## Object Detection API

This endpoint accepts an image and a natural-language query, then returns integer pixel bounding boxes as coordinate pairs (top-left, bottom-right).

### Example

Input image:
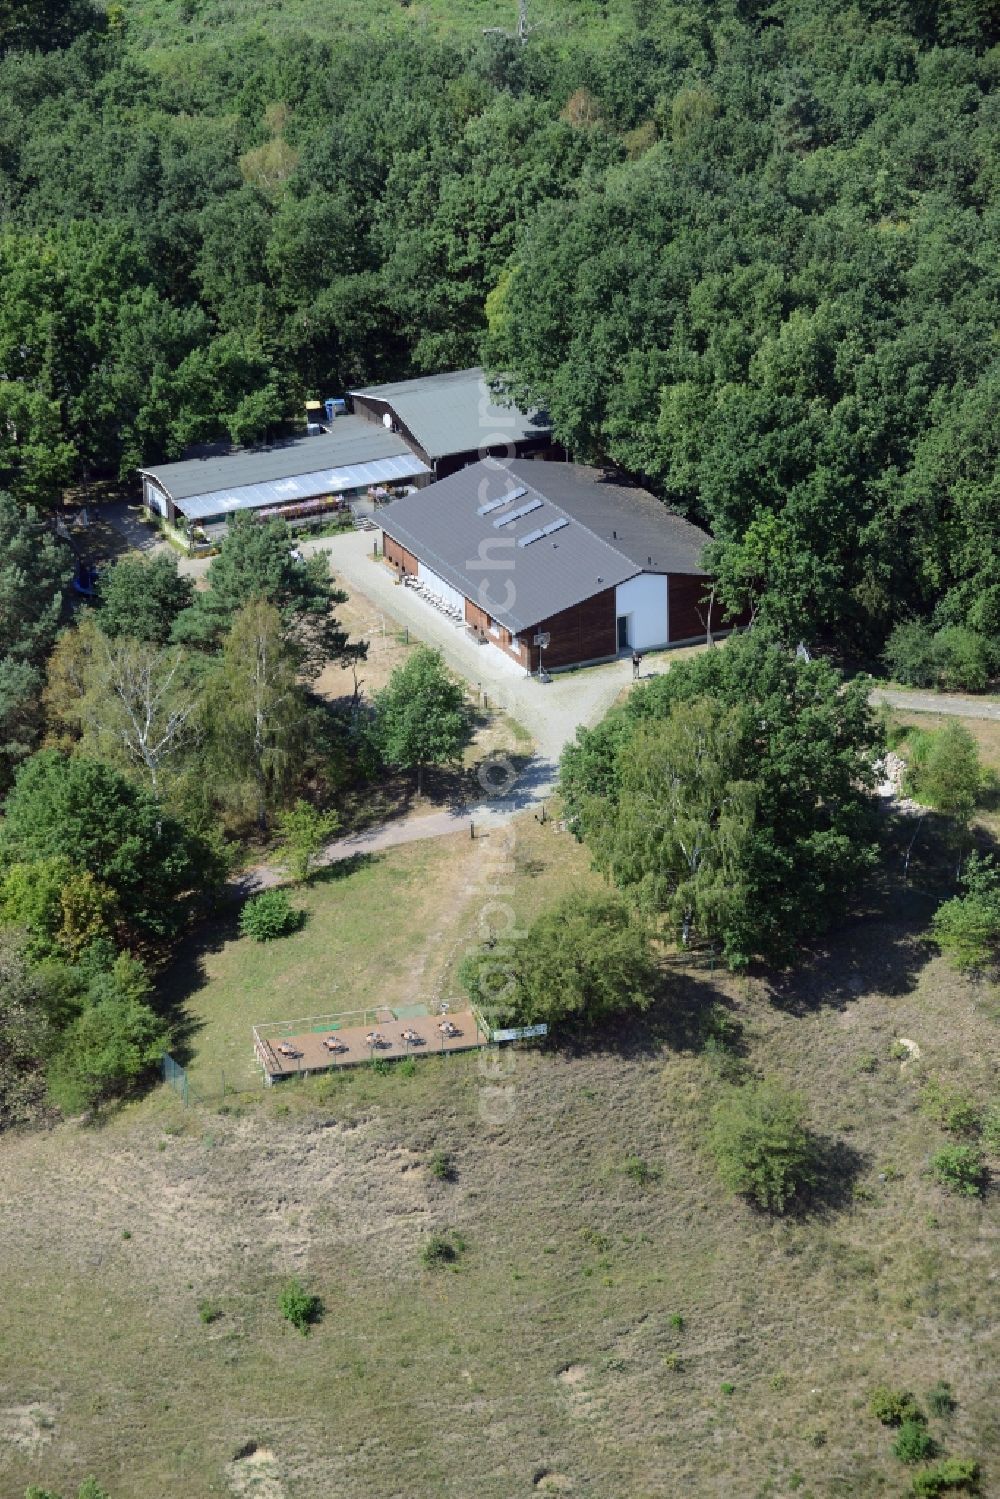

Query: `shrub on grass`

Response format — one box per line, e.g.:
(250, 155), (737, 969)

(26, 1483), (109, 1499)
(77, 1485), (109, 1499)
(274, 799), (340, 883)
(869, 1387), (925, 1427)
(930, 1144), (987, 1196)
(895, 1420), (938, 1464)
(931, 854), (1000, 973)
(921, 1079), (982, 1137)
(709, 1080), (818, 1213)
(927, 1381), (956, 1418)
(420, 1231), (465, 1268)
(278, 1277), (322, 1334)
(623, 1155), (656, 1186)
(935, 627), (994, 693)
(198, 1299), (222, 1324)
(910, 1458), (980, 1495)
(884, 621), (995, 692)
(239, 889), (301, 942)
(982, 1106), (1000, 1154)
(428, 1149), (455, 1182)
(905, 722), (982, 822)
(702, 1009), (748, 1082)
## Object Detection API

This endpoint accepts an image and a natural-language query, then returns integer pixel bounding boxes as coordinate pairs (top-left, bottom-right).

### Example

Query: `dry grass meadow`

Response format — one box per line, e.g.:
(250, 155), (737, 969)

(1, 809), (998, 1498)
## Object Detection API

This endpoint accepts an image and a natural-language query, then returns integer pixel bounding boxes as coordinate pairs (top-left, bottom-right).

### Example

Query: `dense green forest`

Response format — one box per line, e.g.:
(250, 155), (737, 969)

(0, 0), (997, 646)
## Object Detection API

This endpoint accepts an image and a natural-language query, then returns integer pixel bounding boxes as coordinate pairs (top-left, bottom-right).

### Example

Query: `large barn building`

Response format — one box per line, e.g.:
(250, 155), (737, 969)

(379, 460), (718, 673)
(139, 418), (430, 538)
(349, 368), (557, 479)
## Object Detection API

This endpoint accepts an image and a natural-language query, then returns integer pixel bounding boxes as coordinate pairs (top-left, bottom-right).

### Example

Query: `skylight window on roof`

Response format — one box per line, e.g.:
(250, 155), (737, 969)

(517, 516), (569, 548)
(493, 498), (542, 528)
(478, 485), (527, 516)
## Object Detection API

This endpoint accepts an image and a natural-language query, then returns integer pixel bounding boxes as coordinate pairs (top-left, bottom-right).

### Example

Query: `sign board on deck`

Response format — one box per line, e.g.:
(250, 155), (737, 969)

(491, 1023), (548, 1043)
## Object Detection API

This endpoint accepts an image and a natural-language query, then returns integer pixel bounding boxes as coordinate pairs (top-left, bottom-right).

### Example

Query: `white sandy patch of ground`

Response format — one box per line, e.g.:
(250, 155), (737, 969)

(0, 1402), (57, 1455)
(226, 1444), (287, 1499)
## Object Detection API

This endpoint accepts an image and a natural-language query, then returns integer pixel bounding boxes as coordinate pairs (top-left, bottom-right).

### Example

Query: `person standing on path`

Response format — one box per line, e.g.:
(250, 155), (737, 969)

(632, 650), (643, 680)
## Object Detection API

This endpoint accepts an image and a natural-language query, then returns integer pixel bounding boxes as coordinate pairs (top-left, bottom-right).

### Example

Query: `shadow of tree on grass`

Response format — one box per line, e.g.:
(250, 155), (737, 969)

(800, 1134), (868, 1219)
(308, 851), (377, 885)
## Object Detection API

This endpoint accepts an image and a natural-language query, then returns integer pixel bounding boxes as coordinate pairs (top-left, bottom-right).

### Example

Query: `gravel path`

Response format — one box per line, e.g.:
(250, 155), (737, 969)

(873, 686), (1000, 721)
(235, 759), (558, 894)
(229, 531), (644, 892)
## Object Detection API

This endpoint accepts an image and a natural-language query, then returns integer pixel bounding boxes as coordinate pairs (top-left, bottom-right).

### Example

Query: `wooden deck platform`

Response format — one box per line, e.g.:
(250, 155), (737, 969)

(255, 1007), (485, 1082)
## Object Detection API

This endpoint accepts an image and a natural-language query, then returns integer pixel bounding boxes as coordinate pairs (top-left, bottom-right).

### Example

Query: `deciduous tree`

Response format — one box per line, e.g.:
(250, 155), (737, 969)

(461, 891), (656, 1034)
(46, 619), (202, 797)
(206, 599), (308, 828)
(584, 698), (756, 951)
(275, 799), (340, 883)
(0, 932), (51, 1129)
(373, 647), (469, 795)
(561, 633), (881, 967)
(0, 493), (72, 787)
(931, 854), (1000, 972)
(0, 750), (216, 942)
(173, 514), (361, 678)
(46, 954), (166, 1114)
(97, 553), (195, 645)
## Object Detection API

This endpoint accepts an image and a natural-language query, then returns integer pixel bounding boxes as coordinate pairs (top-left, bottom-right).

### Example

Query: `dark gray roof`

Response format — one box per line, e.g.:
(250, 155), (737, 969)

(139, 417), (417, 501)
(378, 460), (711, 634)
(349, 368), (550, 461)
(510, 462), (710, 577)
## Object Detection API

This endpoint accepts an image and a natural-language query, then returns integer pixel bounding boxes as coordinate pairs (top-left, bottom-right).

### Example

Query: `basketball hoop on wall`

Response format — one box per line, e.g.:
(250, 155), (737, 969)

(533, 631), (551, 683)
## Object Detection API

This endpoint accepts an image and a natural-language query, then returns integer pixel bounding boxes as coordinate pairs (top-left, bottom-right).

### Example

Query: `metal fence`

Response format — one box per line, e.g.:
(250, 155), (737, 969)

(161, 1052), (191, 1105)
(162, 1052), (261, 1106)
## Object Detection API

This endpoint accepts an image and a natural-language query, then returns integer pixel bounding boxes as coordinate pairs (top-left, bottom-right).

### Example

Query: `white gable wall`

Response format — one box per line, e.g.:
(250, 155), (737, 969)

(144, 479), (168, 517)
(614, 573), (669, 650)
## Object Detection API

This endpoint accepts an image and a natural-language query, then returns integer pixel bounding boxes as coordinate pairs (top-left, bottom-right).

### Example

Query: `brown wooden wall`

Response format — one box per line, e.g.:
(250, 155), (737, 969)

(382, 531), (418, 576)
(435, 438), (563, 480)
(529, 588), (617, 672)
(668, 574), (709, 644)
(379, 541), (732, 670)
(465, 599), (528, 669)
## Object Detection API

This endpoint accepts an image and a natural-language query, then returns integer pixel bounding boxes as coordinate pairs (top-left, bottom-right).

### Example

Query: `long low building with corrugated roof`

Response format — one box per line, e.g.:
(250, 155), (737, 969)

(138, 417), (431, 536)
